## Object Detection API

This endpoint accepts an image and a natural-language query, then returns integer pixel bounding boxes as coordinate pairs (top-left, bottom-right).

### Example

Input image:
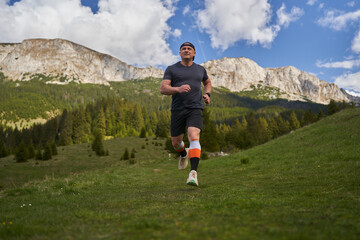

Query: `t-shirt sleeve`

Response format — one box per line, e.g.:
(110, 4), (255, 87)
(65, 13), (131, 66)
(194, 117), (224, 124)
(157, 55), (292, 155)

(202, 67), (209, 82)
(163, 66), (172, 80)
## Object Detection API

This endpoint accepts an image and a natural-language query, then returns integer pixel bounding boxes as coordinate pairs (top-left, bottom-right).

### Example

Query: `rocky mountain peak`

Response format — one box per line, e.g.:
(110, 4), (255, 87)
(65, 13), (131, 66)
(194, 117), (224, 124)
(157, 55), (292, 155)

(0, 38), (163, 84)
(0, 38), (358, 104)
(202, 57), (355, 104)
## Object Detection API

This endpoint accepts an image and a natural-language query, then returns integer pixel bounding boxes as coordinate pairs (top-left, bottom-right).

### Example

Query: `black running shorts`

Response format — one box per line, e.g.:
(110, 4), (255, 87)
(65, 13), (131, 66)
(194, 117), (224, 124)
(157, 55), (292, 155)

(171, 108), (203, 137)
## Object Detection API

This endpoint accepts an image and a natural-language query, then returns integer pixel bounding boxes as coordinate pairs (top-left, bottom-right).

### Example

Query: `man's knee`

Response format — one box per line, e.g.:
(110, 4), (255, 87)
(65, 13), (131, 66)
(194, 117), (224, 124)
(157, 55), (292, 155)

(171, 135), (183, 148)
(187, 127), (200, 141)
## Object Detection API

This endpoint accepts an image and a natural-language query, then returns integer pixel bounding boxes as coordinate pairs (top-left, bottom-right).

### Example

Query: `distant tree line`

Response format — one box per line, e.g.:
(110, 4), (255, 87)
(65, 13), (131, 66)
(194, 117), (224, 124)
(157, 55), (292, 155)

(0, 97), (355, 162)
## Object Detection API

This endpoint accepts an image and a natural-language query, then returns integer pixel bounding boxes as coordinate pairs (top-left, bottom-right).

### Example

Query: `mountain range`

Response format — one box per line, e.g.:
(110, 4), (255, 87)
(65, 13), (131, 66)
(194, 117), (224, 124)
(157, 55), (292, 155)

(0, 38), (358, 105)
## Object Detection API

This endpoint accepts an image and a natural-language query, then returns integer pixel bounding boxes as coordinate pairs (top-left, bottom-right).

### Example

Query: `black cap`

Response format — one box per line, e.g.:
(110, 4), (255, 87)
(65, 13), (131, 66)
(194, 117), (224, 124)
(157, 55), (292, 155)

(180, 42), (195, 51)
(180, 42), (195, 60)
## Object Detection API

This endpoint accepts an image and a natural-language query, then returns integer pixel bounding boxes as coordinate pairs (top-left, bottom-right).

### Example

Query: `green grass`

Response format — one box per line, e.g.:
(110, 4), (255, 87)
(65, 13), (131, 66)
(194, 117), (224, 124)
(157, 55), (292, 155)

(0, 108), (359, 239)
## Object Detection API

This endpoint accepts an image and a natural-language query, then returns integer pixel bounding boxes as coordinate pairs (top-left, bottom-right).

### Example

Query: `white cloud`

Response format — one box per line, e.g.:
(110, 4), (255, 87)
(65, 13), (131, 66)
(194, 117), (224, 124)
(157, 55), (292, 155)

(195, 0), (303, 51)
(183, 5), (190, 15)
(317, 9), (360, 31)
(347, 1), (355, 8)
(316, 59), (360, 69)
(334, 71), (360, 92)
(172, 29), (182, 38)
(0, 0), (178, 66)
(277, 4), (304, 28)
(307, 0), (318, 6)
(345, 89), (360, 97)
(352, 30), (360, 53)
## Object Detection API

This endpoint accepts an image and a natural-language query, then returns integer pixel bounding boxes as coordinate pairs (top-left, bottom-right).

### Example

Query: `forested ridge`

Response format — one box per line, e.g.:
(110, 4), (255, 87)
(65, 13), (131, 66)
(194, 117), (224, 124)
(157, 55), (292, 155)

(1, 71), (354, 161)
(0, 85), (351, 162)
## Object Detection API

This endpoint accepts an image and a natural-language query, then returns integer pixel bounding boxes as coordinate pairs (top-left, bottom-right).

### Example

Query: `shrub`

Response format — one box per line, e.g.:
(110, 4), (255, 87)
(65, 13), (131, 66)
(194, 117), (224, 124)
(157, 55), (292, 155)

(122, 148), (129, 160)
(15, 141), (29, 163)
(241, 157), (250, 165)
(35, 149), (43, 160)
(42, 143), (52, 161)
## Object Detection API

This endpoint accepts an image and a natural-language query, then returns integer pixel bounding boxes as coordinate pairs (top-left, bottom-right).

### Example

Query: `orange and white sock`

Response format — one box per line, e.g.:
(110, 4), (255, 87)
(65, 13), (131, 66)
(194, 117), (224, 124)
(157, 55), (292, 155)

(189, 139), (201, 171)
(174, 141), (187, 157)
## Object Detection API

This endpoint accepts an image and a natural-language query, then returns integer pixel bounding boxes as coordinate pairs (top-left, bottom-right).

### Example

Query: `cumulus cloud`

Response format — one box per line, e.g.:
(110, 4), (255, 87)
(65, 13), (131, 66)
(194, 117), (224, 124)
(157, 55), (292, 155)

(195, 0), (303, 51)
(334, 71), (360, 92)
(306, 0), (318, 6)
(345, 90), (360, 97)
(277, 4), (304, 28)
(172, 29), (182, 38)
(0, 0), (178, 66)
(352, 30), (360, 53)
(317, 9), (360, 31)
(316, 59), (360, 69)
(182, 5), (190, 15)
(347, 1), (355, 8)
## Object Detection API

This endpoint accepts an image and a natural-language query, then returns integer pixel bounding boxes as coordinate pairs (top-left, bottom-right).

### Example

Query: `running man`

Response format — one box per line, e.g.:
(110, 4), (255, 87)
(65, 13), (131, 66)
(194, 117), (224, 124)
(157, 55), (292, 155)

(160, 42), (212, 186)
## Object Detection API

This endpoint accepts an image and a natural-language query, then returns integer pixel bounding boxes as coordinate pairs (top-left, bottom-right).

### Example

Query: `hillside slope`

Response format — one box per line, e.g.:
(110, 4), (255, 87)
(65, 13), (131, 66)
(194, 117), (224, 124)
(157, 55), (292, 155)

(0, 108), (359, 239)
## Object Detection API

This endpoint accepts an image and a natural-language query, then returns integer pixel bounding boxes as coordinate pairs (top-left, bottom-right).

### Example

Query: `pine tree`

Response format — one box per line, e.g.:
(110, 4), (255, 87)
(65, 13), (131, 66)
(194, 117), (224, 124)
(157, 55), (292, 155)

(122, 148), (130, 160)
(43, 118), (58, 145)
(130, 104), (144, 132)
(327, 99), (340, 115)
(92, 133), (106, 156)
(131, 148), (136, 159)
(72, 107), (90, 144)
(0, 139), (8, 158)
(15, 141), (29, 163)
(317, 109), (325, 120)
(155, 111), (170, 138)
(200, 108), (220, 152)
(35, 149), (43, 160)
(27, 141), (35, 159)
(149, 111), (158, 135)
(105, 107), (114, 136)
(289, 111), (300, 130)
(58, 109), (73, 146)
(267, 117), (279, 139)
(258, 117), (271, 143)
(139, 127), (146, 138)
(247, 113), (266, 146)
(42, 143), (52, 161)
(301, 109), (317, 126)
(276, 115), (291, 136)
(51, 142), (58, 155)
(95, 107), (106, 138)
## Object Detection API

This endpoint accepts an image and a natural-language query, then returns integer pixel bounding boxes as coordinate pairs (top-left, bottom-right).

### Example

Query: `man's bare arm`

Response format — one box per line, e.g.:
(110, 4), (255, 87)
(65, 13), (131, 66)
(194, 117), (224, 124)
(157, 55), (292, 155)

(202, 78), (212, 104)
(160, 79), (191, 95)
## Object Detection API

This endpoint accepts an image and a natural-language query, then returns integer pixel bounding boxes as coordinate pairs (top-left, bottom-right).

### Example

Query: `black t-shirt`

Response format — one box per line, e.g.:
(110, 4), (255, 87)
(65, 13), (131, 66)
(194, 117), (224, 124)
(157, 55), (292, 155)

(163, 62), (209, 111)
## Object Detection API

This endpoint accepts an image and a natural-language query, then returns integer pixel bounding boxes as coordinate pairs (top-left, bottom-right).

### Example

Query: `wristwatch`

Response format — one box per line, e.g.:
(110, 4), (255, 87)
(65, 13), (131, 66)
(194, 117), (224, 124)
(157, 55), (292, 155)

(205, 92), (211, 97)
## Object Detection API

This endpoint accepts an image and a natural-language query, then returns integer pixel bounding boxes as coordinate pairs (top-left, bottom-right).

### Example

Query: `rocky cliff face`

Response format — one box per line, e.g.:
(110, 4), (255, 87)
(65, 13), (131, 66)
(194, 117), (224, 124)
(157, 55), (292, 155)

(202, 57), (353, 104)
(0, 38), (163, 84)
(0, 38), (357, 104)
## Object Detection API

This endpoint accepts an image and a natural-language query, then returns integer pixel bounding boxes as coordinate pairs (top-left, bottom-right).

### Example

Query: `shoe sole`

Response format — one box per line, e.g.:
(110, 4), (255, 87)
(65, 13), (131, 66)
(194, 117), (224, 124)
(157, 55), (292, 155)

(178, 159), (188, 170)
(187, 180), (198, 186)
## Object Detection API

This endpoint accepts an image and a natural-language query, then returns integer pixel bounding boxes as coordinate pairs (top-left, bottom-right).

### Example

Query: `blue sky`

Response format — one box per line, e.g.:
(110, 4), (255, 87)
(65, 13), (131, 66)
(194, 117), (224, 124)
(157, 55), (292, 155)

(1, 0), (360, 95)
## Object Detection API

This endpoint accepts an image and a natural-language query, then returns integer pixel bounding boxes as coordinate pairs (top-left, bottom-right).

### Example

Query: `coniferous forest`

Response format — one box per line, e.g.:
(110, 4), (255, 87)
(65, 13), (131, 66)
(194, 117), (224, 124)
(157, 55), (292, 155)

(0, 90), (353, 162)
(0, 73), (356, 162)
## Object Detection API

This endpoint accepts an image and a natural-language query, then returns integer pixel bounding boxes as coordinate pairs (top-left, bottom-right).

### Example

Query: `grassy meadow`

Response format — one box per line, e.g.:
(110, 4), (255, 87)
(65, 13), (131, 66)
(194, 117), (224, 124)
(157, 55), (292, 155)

(0, 108), (359, 239)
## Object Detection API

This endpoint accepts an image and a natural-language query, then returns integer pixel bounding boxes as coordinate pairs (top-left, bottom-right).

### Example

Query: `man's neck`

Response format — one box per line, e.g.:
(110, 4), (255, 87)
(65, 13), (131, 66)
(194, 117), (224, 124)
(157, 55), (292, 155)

(180, 59), (193, 67)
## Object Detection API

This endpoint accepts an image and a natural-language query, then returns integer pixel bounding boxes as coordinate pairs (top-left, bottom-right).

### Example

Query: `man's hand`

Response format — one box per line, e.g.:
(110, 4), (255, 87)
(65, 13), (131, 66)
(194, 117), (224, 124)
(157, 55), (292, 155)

(177, 84), (191, 93)
(203, 94), (210, 104)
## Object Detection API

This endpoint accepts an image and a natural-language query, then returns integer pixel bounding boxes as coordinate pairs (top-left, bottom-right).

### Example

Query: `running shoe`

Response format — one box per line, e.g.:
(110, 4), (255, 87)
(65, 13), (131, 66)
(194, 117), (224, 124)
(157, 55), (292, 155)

(186, 170), (198, 186)
(178, 148), (189, 170)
